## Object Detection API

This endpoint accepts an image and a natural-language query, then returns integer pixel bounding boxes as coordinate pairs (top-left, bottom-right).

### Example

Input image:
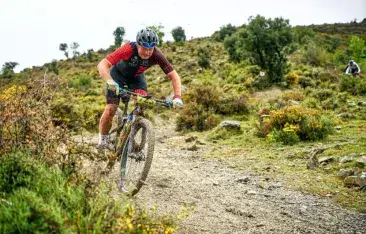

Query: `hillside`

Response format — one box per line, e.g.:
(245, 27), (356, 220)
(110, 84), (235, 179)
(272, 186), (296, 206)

(1, 19), (366, 232)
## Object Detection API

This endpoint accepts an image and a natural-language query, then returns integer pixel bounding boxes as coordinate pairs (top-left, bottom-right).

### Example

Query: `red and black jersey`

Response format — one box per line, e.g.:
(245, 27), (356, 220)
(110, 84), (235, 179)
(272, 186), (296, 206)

(106, 42), (173, 78)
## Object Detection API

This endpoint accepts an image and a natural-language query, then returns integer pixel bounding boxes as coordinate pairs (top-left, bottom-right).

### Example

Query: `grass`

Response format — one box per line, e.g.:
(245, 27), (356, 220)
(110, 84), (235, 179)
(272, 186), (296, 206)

(200, 117), (366, 213)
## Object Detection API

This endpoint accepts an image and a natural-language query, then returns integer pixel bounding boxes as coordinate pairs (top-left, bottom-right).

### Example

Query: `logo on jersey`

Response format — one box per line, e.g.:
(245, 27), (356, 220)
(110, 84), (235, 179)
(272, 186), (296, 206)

(129, 56), (139, 67)
(141, 60), (149, 67)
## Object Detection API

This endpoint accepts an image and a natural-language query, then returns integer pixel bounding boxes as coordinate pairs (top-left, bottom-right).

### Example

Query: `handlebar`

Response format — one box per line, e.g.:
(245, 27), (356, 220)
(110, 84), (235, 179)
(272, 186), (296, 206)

(119, 89), (171, 108)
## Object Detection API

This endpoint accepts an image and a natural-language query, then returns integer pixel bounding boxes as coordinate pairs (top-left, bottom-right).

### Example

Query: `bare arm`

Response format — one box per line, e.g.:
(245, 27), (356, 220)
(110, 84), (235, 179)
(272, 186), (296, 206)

(97, 58), (114, 82)
(167, 70), (182, 97)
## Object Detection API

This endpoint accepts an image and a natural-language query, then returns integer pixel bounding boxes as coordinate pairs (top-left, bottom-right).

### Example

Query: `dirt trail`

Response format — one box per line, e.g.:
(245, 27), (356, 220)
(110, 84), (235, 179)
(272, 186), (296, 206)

(88, 117), (365, 234)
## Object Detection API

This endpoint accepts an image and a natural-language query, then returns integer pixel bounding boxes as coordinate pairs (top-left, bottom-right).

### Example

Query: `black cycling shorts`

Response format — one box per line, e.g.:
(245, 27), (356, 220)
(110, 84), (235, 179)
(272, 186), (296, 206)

(106, 65), (148, 105)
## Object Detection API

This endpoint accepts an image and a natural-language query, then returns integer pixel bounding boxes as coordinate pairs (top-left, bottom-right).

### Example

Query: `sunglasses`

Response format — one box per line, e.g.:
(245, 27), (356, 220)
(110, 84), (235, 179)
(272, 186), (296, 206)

(139, 41), (157, 49)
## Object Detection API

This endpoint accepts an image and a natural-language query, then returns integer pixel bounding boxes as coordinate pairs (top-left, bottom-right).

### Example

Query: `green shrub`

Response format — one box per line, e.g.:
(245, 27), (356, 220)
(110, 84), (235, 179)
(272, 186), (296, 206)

(50, 98), (82, 130)
(197, 46), (211, 68)
(299, 76), (315, 88)
(266, 105), (334, 143)
(311, 88), (335, 101)
(216, 95), (250, 115)
(302, 41), (326, 66)
(340, 76), (366, 95)
(0, 152), (177, 233)
(281, 90), (304, 101)
(270, 125), (300, 145)
(68, 73), (92, 90)
(176, 102), (220, 131)
(284, 72), (299, 85)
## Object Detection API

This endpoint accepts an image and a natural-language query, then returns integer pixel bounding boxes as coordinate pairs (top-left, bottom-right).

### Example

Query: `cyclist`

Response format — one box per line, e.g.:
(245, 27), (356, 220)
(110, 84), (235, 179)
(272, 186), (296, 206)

(344, 60), (361, 77)
(97, 28), (183, 148)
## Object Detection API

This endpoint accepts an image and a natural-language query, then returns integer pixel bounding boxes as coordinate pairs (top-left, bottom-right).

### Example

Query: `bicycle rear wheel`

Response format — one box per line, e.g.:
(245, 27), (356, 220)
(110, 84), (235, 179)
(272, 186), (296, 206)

(120, 117), (154, 196)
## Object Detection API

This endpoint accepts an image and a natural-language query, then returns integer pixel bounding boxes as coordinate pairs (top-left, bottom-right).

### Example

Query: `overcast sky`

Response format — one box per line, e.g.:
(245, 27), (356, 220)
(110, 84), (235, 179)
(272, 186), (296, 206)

(0, 0), (365, 72)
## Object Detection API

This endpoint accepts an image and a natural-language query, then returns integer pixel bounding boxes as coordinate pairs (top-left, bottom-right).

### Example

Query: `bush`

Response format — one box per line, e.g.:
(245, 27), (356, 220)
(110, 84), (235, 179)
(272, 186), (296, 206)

(302, 41), (326, 66)
(51, 98), (82, 130)
(340, 76), (366, 95)
(260, 106), (334, 144)
(285, 72), (299, 85)
(0, 152), (177, 233)
(197, 46), (211, 68)
(68, 73), (92, 90)
(176, 83), (251, 131)
(299, 76), (315, 88)
(281, 90), (304, 101)
(176, 102), (220, 131)
(216, 95), (250, 115)
(270, 124), (300, 145)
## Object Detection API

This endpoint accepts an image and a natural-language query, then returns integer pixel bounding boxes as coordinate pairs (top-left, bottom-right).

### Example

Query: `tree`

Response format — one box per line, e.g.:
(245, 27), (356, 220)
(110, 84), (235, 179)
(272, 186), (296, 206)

(87, 49), (94, 62)
(171, 26), (186, 42)
(148, 25), (165, 45)
(1, 62), (19, 78)
(349, 36), (365, 62)
(224, 15), (293, 83)
(113, 27), (125, 47)
(59, 43), (69, 59)
(70, 42), (80, 58)
(47, 59), (59, 75)
(217, 24), (237, 41)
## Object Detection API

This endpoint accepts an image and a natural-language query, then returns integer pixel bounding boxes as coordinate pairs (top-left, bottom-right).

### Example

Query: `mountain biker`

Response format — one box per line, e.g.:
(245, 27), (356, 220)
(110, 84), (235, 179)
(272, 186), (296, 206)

(344, 60), (361, 77)
(97, 28), (183, 148)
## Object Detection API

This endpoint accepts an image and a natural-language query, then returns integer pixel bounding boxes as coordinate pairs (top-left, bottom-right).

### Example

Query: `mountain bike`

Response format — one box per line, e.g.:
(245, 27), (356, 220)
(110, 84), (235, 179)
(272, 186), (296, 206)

(102, 89), (171, 196)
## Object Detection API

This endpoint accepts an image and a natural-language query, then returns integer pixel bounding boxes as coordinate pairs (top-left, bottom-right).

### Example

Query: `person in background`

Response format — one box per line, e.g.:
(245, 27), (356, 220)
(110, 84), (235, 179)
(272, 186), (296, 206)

(344, 60), (361, 77)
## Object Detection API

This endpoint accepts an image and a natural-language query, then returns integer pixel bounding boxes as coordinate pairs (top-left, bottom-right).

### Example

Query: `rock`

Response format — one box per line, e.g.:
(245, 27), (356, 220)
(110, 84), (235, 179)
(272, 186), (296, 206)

(186, 144), (199, 151)
(220, 120), (240, 129)
(344, 176), (358, 187)
(307, 148), (325, 169)
(324, 167), (332, 172)
(347, 102), (357, 107)
(356, 156), (366, 166)
(258, 182), (269, 190)
(337, 168), (354, 179)
(56, 143), (68, 156)
(300, 205), (307, 214)
(335, 126), (342, 130)
(289, 100), (301, 105)
(338, 112), (356, 119)
(213, 182), (219, 186)
(247, 190), (257, 195)
(269, 183), (283, 189)
(196, 140), (206, 145)
(340, 156), (354, 163)
(358, 101), (366, 106)
(319, 156), (334, 164)
(185, 136), (197, 143)
(237, 177), (250, 183)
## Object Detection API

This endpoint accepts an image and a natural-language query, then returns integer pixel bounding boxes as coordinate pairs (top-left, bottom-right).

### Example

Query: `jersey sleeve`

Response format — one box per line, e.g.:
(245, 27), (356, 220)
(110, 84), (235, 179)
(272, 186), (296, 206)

(106, 44), (133, 65)
(152, 48), (174, 74)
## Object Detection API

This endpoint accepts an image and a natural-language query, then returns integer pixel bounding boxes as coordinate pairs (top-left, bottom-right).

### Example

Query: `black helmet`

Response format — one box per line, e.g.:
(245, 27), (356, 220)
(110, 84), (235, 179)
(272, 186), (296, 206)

(136, 28), (159, 48)
(349, 60), (354, 65)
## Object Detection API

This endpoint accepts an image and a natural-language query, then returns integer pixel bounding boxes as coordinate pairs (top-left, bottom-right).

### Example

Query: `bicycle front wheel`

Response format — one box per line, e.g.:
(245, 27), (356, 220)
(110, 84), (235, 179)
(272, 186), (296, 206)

(120, 117), (155, 196)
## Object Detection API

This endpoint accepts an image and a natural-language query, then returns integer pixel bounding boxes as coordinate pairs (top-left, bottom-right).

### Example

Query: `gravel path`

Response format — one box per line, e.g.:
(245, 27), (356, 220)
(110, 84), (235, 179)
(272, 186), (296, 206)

(81, 117), (366, 234)
(132, 118), (366, 234)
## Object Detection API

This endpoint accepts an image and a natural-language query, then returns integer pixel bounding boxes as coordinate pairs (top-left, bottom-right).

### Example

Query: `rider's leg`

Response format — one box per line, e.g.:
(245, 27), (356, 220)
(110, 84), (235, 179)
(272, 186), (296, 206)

(99, 104), (119, 134)
(98, 66), (124, 146)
